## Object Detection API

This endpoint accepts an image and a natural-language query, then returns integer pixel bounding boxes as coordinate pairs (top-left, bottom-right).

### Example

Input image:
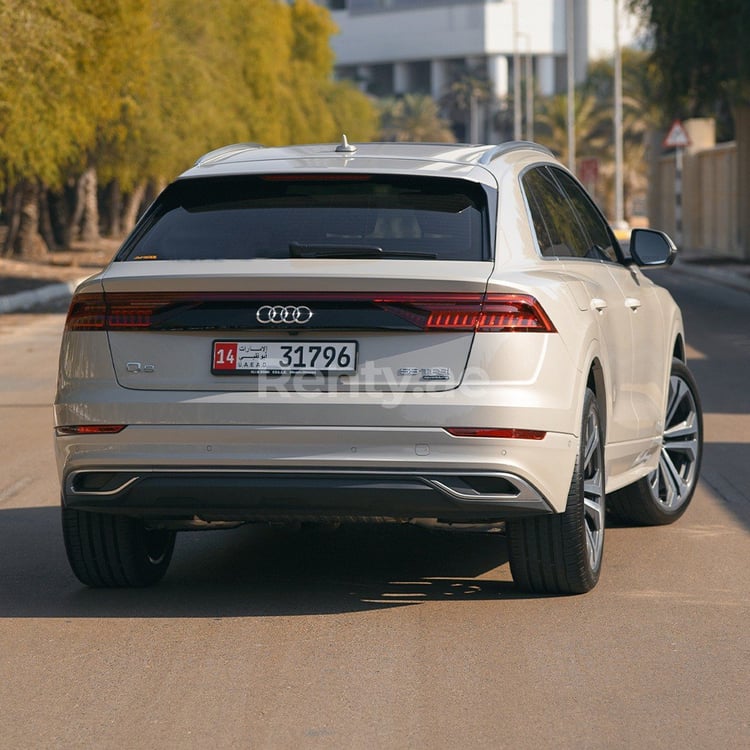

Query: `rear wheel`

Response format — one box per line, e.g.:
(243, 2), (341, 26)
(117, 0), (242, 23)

(507, 389), (605, 595)
(608, 358), (702, 526)
(62, 507), (176, 587)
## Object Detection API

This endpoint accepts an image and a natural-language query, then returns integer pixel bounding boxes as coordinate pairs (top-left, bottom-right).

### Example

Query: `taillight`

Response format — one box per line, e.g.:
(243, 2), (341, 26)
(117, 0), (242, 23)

(445, 428), (547, 440)
(65, 294), (107, 330)
(374, 293), (555, 332)
(65, 292), (198, 331)
(64, 291), (555, 332)
(477, 294), (556, 332)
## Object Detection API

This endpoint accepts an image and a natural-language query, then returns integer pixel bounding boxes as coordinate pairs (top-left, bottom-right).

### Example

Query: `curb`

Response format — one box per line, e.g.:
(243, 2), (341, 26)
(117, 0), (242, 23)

(673, 261), (750, 294)
(0, 278), (85, 314)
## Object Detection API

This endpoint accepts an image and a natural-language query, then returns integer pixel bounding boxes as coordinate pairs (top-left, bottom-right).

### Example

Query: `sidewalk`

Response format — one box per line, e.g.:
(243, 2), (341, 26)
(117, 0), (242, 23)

(0, 277), (87, 313)
(672, 256), (750, 294)
(0, 249), (110, 313)
(1, 250), (749, 314)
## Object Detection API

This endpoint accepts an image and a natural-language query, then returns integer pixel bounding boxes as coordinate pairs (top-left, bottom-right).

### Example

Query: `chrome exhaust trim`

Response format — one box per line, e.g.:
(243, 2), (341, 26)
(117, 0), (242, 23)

(423, 473), (550, 512)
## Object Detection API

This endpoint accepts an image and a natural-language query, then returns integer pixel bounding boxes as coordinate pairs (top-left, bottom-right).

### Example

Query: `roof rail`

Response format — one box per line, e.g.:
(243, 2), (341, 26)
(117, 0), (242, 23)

(194, 143), (264, 167)
(478, 141), (553, 165)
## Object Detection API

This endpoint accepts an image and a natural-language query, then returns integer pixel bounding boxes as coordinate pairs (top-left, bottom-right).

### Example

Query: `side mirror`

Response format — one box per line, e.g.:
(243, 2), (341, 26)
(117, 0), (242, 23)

(628, 228), (677, 267)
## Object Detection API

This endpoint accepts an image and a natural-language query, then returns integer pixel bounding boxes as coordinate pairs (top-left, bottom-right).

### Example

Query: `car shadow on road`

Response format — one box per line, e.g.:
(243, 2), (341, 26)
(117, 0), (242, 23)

(0, 506), (535, 619)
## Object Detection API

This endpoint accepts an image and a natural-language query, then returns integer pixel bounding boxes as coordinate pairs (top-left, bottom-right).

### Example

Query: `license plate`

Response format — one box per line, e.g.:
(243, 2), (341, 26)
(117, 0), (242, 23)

(212, 341), (358, 375)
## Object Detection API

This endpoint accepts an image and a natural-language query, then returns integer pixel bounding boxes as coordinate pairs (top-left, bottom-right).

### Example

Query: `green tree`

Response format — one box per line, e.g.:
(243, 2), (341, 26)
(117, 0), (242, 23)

(325, 80), (380, 143)
(0, 0), (160, 253)
(531, 47), (668, 220)
(0, 1), (96, 255)
(585, 48), (664, 129)
(582, 49), (659, 216)
(440, 67), (493, 141)
(534, 91), (610, 168)
(0, 0), (378, 256)
(286, 0), (377, 143)
(0, 1), (94, 188)
(68, 1), (158, 243)
(627, 0), (750, 117)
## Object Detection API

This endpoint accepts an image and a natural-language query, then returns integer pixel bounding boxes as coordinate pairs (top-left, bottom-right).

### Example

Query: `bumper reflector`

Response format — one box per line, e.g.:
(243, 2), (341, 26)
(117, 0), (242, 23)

(445, 428), (546, 440)
(55, 425), (127, 436)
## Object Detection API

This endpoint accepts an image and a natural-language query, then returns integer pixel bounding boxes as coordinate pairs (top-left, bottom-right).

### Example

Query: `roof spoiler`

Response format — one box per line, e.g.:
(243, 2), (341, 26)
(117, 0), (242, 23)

(194, 143), (265, 167)
(478, 141), (553, 165)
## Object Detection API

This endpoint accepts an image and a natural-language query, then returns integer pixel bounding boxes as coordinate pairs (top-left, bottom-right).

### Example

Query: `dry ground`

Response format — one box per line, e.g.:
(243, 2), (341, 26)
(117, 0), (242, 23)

(0, 239), (117, 294)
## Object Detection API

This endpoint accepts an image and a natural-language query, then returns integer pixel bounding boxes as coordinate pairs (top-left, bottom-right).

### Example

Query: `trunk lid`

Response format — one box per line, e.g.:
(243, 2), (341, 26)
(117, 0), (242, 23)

(100, 259), (494, 393)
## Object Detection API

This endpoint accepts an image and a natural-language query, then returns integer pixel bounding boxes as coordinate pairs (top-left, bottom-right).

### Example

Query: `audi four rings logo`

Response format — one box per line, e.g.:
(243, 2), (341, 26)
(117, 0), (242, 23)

(256, 305), (314, 325)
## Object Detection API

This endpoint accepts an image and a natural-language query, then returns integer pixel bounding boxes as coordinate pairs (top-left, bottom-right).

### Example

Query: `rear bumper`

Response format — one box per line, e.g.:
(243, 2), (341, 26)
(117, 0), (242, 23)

(55, 425), (578, 516)
(62, 468), (554, 523)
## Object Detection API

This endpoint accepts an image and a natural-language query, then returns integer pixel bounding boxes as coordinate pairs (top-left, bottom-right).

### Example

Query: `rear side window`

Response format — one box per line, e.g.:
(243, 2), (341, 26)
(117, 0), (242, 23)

(118, 174), (492, 262)
(551, 168), (620, 262)
(522, 166), (620, 263)
(522, 166), (590, 258)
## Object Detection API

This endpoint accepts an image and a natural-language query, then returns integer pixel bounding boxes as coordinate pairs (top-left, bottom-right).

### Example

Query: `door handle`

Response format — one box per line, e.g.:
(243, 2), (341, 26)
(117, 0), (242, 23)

(625, 297), (641, 311)
(590, 298), (608, 312)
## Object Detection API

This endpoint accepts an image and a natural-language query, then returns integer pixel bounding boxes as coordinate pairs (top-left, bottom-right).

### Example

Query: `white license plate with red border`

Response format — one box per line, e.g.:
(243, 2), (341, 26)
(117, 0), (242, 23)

(212, 341), (358, 375)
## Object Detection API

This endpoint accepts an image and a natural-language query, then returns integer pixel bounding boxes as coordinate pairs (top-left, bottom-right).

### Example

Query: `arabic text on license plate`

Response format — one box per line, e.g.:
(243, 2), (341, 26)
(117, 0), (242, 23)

(212, 341), (357, 374)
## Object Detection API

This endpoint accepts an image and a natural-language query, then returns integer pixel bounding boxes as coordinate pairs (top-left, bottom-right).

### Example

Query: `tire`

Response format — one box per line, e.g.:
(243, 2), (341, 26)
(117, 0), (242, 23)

(507, 389), (605, 595)
(608, 358), (702, 526)
(62, 507), (176, 587)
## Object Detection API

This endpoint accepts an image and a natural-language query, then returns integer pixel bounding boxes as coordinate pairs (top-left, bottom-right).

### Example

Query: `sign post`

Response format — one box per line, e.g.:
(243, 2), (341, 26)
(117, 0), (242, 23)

(578, 157), (599, 199)
(663, 120), (691, 247)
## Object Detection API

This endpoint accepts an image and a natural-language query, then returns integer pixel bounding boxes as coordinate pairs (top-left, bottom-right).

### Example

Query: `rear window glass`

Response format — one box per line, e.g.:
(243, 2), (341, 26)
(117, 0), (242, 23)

(118, 174), (492, 262)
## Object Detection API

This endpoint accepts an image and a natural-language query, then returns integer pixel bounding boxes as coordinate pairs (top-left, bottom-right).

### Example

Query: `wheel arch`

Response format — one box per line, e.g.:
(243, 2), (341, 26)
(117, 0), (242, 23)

(586, 356), (607, 445)
(672, 333), (685, 363)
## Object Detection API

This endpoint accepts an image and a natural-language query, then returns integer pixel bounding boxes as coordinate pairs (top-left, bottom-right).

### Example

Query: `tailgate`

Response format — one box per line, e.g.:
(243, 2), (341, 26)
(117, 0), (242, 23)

(100, 259), (494, 393)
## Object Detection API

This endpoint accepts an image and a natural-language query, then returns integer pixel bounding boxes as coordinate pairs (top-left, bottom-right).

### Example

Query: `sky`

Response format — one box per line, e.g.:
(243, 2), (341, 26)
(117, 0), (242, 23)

(587, 0), (646, 58)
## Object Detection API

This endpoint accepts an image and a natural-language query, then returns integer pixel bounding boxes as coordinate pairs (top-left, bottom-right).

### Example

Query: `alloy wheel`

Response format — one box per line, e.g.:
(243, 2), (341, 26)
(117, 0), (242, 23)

(582, 407), (605, 572)
(648, 373), (701, 511)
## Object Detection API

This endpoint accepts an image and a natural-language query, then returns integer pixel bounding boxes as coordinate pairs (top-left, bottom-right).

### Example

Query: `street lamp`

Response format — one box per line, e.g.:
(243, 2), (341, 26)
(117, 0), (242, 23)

(566, 0), (575, 171)
(517, 30), (534, 142)
(512, 0), (522, 140)
(613, 0), (626, 228)
(526, 50), (534, 142)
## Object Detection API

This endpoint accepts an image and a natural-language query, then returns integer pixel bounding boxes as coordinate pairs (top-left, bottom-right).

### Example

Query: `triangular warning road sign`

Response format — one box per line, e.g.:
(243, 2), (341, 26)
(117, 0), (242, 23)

(663, 120), (691, 149)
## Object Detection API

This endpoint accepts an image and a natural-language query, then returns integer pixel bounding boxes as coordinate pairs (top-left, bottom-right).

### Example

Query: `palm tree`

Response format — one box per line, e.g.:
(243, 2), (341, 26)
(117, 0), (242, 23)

(441, 68), (494, 142)
(581, 49), (658, 218)
(534, 47), (664, 219)
(534, 91), (611, 168)
(379, 94), (455, 142)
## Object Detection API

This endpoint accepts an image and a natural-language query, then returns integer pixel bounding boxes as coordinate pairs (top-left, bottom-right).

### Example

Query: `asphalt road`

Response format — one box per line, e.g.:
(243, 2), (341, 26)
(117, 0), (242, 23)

(0, 269), (748, 749)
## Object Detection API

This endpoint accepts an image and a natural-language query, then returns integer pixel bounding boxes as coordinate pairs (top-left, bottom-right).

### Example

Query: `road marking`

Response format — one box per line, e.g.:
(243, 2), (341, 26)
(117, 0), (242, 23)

(0, 476), (33, 505)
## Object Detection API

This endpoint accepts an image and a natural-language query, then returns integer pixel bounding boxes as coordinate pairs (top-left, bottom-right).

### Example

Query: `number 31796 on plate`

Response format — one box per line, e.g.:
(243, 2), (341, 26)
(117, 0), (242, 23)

(212, 341), (358, 375)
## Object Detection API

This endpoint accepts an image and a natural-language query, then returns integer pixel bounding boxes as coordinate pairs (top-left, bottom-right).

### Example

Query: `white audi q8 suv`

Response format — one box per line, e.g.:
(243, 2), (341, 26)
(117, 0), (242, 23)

(55, 139), (702, 594)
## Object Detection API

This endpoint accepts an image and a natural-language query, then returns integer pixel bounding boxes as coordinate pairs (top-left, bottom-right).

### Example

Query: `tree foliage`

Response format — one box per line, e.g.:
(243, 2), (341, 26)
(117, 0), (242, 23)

(379, 95), (455, 142)
(0, 0), (378, 256)
(533, 49), (660, 219)
(534, 91), (611, 168)
(0, 0), (95, 187)
(628, 0), (750, 115)
(440, 67), (493, 141)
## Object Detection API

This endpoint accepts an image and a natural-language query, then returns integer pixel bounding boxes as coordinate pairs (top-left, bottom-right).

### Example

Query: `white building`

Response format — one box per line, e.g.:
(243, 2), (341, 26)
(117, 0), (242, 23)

(320, 0), (640, 103)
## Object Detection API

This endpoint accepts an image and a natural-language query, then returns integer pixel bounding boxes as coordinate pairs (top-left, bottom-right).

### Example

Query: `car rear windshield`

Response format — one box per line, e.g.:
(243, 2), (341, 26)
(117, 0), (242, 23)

(117, 174), (492, 262)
